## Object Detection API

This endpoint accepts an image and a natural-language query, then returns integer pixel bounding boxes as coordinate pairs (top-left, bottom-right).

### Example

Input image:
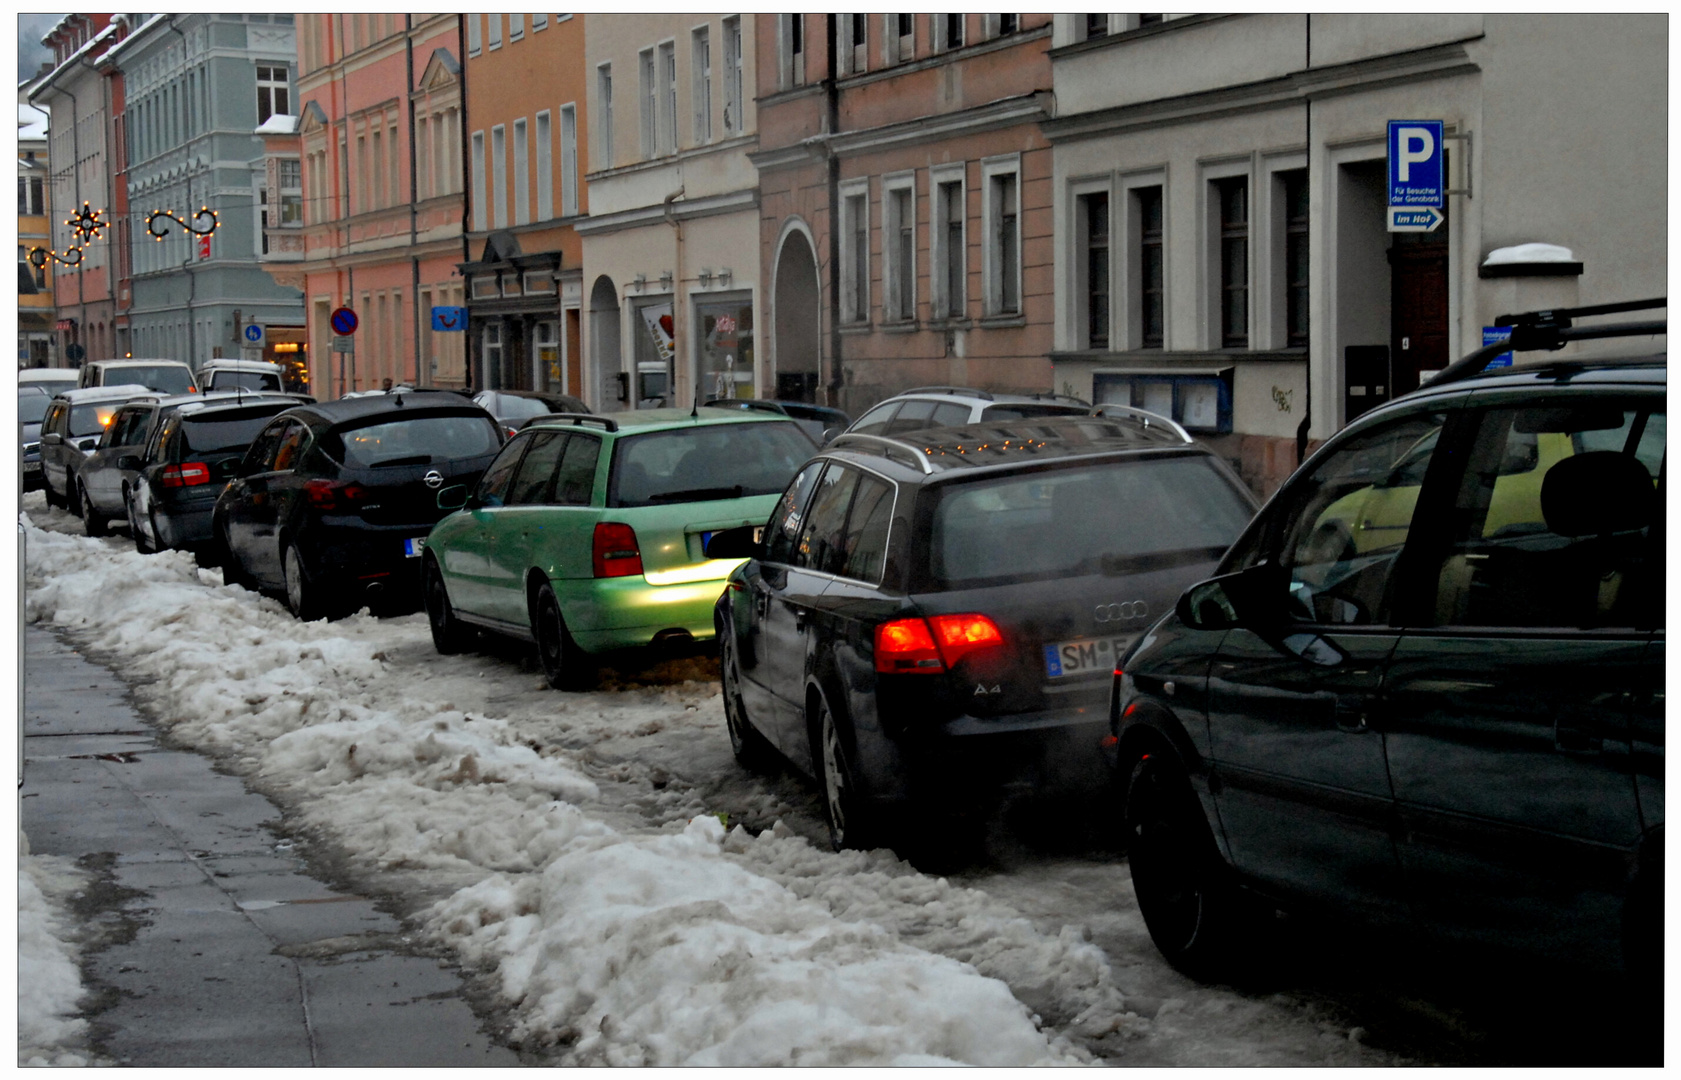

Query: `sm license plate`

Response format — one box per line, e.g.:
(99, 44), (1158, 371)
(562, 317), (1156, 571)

(403, 536), (427, 558)
(1044, 636), (1132, 679)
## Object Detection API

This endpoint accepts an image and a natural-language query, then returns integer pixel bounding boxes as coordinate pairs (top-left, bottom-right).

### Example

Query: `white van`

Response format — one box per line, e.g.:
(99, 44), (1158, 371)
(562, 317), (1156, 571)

(199, 359), (284, 393)
(77, 359), (198, 395)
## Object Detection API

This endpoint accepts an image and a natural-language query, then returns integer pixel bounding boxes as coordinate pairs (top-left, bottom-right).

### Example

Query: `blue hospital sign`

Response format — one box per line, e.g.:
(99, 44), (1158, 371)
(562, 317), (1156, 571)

(1388, 120), (1445, 207)
(431, 306), (468, 332)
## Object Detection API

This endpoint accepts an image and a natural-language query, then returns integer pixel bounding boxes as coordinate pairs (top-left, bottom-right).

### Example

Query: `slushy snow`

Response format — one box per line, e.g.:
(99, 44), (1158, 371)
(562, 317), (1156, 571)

(18, 832), (96, 1067)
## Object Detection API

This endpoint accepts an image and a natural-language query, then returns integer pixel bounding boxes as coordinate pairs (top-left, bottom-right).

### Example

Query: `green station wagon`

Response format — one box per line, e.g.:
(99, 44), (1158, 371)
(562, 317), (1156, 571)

(421, 408), (817, 688)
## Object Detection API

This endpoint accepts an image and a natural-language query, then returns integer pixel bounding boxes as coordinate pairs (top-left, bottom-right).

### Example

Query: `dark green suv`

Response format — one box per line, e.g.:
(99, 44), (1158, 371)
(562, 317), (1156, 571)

(1111, 302), (1664, 989)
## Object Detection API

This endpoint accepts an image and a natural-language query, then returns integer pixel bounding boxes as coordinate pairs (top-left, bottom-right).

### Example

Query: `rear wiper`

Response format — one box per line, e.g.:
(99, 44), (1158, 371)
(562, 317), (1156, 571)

(647, 485), (744, 502)
(368, 454), (432, 468)
(1100, 546), (1229, 576)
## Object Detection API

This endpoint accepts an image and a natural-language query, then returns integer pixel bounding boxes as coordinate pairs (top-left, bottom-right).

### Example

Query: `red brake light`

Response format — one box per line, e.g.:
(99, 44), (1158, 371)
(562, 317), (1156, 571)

(927, 613), (1004, 667)
(159, 462), (211, 487)
(304, 479), (370, 512)
(592, 522), (644, 578)
(875, 617), (944, 673)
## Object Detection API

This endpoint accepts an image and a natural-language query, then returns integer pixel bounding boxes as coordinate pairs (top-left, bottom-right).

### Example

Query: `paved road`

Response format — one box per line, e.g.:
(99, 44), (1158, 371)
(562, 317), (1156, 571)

(20, 625), (520, 1067)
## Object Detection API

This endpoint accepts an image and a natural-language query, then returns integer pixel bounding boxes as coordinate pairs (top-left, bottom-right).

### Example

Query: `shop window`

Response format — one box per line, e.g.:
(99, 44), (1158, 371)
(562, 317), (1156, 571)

(698, 299), (755, 400)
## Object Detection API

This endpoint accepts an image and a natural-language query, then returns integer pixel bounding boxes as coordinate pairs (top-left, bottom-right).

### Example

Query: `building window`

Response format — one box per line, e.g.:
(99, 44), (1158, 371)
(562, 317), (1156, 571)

(372, 126), (386, 207)
(847, 13), (867, 73)
(1216, 176), (1248, 348)
(891, 13), (915, 62)
(1137, 185), (1163, 348)
(597, 64), (614, 166)
(1282, 170), (1309, 348)
(840, 184), (869, 324)
(781, 14), (806, 88)
(471, 130), (486, 231)
(560, 104), (579, 217)
(468, 14), (481, 56)
(510, 14), (524, 41)
(692, 27), (712, 143)
(513, 118), (529, 225)
(884, 177), (916, 322)
(932, 171), (966, 320)
(18, 175), (44, 215)
(279, 158), (303, 224)
(536, 111), (552, 220)
(939, 13), (964, 51)
(487, 13), (502, 50)
(483, 322), (503, 381)
(985, 164), (1020, 316)
(639, 48), (656, 159)
(492, 125), (507, 228)
(1138, 14), (1164, 27)
(1084, 14), (1110, 39)
(256, 65), (289, 125)
(722, 17), (743, 134)
(258, 185), (269, 254)
(1079, 191), (1109, 350)
(533, 13), (548, 31)
(996, 14), (1019, 35)
(658, 41), (677, 154)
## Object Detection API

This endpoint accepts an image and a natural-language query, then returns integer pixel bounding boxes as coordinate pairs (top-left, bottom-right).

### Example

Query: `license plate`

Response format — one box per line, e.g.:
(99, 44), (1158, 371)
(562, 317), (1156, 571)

(403, 536), (427, 558)
(1044, 636), (1132, 679)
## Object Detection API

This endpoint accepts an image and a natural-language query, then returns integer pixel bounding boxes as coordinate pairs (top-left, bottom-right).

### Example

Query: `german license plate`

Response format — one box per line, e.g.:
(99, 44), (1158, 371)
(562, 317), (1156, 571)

(403, 536), (427, 558)
(1044, 636), (1132, 678)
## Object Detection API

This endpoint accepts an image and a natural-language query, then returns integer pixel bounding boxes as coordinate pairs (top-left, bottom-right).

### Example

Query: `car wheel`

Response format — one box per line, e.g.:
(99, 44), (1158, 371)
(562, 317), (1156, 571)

(79, 484), (108, 537)
(127, 491), (155, 554)
(282, 543), (322, 621)
(1125, 749), (1246, 980)
(533, 583), (595, 691)
(718, 609), (774, 772)
(816, 695), (875, 852)
(424, 558), (475, 655)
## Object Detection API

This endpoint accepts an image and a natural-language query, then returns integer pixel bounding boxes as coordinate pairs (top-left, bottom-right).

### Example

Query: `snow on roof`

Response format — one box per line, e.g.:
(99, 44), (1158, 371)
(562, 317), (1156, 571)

(254, 114), (299, 136)
(1482, 242), (1578, 267)
(29, 20), (121, 98)
(18, 103), (49, 140)
(92, 14), (168, 68)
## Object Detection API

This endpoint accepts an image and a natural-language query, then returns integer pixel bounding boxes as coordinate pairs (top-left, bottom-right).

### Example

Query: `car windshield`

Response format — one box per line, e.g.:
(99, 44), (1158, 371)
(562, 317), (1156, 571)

(18, 392), (49, 424)
(208, 371), (281, 391)
(610, 421), (816, 507)
(327, 413), (502, 468)
(68, 402), (123, 439)
(928, 455), (1255, 588)
(180, 407), (293, 454)
(113, 365), (195, 394)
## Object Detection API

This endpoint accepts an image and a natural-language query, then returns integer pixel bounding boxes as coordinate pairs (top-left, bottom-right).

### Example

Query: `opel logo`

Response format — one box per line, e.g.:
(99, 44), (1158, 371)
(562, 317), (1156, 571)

(423, 470), (444, 489)
(1095, 600), (1149, 623)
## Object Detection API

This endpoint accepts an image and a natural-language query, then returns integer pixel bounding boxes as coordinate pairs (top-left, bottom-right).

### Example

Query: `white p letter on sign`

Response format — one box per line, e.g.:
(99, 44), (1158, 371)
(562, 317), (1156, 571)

(1395, 127), (1435, 182)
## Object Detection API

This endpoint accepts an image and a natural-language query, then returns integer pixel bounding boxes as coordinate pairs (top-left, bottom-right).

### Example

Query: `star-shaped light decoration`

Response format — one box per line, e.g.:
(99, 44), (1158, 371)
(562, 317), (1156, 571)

(67, 201), (108, 246)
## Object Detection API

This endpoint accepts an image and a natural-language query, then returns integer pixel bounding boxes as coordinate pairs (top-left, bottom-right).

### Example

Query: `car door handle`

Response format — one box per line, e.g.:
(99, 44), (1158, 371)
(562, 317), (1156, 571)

(793, 606), (809, 631)
(1335, 696), (1374, 734)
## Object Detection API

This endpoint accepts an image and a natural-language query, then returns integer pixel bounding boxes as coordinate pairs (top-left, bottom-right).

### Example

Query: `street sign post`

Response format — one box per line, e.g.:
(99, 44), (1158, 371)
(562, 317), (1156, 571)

(1387, 119), (1445, 233)
(242, 323), (266, 349)
(330, 307), (359, 335)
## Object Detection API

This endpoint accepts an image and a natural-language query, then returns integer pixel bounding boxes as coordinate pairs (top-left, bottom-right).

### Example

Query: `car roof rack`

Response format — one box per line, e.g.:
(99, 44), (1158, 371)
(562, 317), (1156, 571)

(900, 385), (993, 401)
(704, 398), (784, 414)
(529, 412), (619, 432)
(1090, 404), (1195, 443)
(1028, 392), (1092, 406)
(828, 432), (936, 474)
(1420, 297), (1666, 390)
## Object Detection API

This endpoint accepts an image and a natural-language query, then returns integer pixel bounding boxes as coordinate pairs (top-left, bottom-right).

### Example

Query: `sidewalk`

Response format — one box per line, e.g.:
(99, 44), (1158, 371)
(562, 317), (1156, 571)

(20, 625), (520, 1067)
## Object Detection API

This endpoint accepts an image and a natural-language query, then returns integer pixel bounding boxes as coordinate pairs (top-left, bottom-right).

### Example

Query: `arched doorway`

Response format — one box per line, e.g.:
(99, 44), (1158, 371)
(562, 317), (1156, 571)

(772, 226), (820, 403)
(589, 275), (622, 411)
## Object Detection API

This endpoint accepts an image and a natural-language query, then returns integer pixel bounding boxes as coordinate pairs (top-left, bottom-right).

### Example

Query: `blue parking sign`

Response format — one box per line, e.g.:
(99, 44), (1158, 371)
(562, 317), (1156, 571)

(1388, 120), (1444, 208)
(431, 306), (467, 332)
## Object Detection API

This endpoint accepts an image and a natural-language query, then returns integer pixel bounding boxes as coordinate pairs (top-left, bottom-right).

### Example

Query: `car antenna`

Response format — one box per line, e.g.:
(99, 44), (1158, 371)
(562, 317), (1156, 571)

(691, 388), (699, 419)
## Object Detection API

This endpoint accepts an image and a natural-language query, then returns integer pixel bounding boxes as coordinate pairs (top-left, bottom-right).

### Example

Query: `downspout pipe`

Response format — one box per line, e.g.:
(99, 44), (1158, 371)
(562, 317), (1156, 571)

(663, 185), (685, 406)
(406, 15), (424, 386)
(1295, 13), (1313, 465)
(457, 14), (475, 391)
(165, 16), (196, 370)
(823, 15), (841, 407)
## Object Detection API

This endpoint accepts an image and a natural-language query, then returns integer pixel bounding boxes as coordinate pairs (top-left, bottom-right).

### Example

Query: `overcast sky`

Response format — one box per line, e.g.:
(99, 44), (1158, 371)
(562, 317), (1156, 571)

(18, 14), (65, 85)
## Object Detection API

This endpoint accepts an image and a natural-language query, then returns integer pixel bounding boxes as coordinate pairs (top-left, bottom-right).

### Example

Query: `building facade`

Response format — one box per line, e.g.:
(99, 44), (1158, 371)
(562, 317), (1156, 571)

(18, 96), (57, 367)
(280, 14), (468, 397)
(104, 14), (306, 373)
(460, 13), (589, 398)
(1043, 13), (1667, 495)
(751, 14), (1057, 416)
(577, 14), (761, 411)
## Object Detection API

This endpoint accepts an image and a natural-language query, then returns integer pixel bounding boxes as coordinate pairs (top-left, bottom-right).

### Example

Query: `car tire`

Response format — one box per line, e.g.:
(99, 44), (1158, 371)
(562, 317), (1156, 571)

(1125, 748), (1247, 981)
(718, 608), (774, 772)
(815, 694), (876, 852)
(282, 542), (322, 621)
(127, 491), (155, 554)
(424, 558), (475, 655)
(79, 483), (108, 538)
(533, 583), (595, 691)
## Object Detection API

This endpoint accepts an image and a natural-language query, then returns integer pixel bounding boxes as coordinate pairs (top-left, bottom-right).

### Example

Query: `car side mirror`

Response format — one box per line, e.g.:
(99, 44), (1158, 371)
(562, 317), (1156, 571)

(820, 425), (844, 446)
(705, 524), (763, 560)
(116, 454), (142, 471)
(40, 433), (62, 446)
(437, 485), (469, 511)
(1176, 563), (1289, 631)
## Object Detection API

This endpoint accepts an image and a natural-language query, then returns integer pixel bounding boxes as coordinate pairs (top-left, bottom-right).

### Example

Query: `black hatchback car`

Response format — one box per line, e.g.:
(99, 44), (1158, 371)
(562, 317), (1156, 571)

(706, 415), (1259, 851)
(1110, 301), (1664, 990)
(214, 393), (504, 619)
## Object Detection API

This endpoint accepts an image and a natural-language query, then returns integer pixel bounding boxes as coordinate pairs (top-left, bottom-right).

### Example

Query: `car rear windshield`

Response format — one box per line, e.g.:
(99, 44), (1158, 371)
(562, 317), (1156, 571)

(980, 403), (1090, 421)
(610, 421), (816, 507)
(180, 407), (293, 454)
(18, 393), (49, 424)
(927, 454), (1255, 588)
(208, 371), (281, 391)
(493, 395), (559, 419)
(326, 412), (502, 469)
(112, 365), (194, 394)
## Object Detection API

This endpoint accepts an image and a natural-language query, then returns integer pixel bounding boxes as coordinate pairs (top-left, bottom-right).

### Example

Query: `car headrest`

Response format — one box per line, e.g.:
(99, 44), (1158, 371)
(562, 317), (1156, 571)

(1540, 451), (1654, 537)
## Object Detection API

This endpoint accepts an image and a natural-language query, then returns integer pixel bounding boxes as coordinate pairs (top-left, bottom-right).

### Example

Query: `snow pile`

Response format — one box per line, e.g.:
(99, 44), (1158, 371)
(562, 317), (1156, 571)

(22, 511), (1072, 1065)
(18, 834), (94, 1067)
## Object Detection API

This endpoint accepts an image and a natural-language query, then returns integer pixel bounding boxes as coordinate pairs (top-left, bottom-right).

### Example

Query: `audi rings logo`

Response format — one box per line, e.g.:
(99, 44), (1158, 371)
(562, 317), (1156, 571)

(423, 470), (445, 489)
(1095, 600), (1149, 623)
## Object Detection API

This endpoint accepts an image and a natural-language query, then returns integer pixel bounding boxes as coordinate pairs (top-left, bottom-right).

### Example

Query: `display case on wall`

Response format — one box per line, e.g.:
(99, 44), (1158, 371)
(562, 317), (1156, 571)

(1092, 367), (1233, 433)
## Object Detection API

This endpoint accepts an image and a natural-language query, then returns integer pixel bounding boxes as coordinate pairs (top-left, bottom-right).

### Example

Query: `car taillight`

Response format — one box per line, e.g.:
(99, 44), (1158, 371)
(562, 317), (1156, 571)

(592, 522), (644, 578)
(927, 613), (1005, 668)
(304, 478), (371, 512)
(874, 617), (945, 673)
(504, 425), (519, 439)
(159, 462), (211, 487)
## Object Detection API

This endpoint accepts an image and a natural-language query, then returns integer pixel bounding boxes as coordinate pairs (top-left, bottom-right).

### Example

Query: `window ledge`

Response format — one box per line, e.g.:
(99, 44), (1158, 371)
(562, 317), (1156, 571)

(838, 321), (874, 335)
(928, 316), (971, 330)
(878, 318), (919, 333)
(977, 313), (1026, 328)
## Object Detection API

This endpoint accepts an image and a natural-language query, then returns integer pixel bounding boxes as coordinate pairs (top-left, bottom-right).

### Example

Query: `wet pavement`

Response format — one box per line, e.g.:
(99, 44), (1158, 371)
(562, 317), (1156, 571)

(19, 625), (519, 1067)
